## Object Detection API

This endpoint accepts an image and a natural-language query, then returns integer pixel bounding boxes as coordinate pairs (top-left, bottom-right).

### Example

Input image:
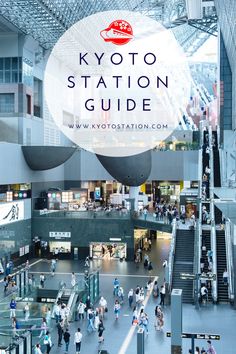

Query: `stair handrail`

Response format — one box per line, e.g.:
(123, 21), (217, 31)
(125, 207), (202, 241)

(193, 218), (201, 308)
(168, 219), (177, 290)
(209, 126), (218, 303)
(225, 220), (234, 302)
(198, 146), (203, 278)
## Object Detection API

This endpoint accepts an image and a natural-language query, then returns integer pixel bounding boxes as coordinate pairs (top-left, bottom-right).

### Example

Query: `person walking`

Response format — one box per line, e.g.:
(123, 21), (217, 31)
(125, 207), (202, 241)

(128, 289), (134, 308)
(45, 307), (51, 327)
(40, 273), (45, 288)
(98, 319), (105, 343)
(143, 208), (147, 220)
(206, 340), (216, 354)
(117, 286), (124, 304)
(39, 318), (47, 339)
(50, 259), (56, 276)
(34, 343), (43, 354)
(132, 306), (138, 325)
(77, 301), (86, 321)
(57, 319), (64, 347)
(87, 308), (95, 332)
(74, 328), (82, 354)
(159, 285), (166, 306)
(54, 302), (61, 324)
(99, 297), (107, 318)
(24, 303), (30, 321)
(63, 328), (70, 353)
(155, 306), (164, 331)
(113, 278), (119, 296)
(9, 298), (16, 318)
(71, 272), (76, 288)
(114, 300), (120, 320)
(43, 331), (52, 354)
(94, 310), (100, 330)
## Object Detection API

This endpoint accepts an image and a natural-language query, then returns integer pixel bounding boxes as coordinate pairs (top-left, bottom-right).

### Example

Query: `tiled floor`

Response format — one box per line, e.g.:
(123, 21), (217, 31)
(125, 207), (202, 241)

(3, 238), (236, 353)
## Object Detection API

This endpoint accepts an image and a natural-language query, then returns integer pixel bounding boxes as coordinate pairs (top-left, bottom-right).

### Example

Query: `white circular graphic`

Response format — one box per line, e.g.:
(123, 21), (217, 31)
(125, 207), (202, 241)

(44, 11), (191, 157)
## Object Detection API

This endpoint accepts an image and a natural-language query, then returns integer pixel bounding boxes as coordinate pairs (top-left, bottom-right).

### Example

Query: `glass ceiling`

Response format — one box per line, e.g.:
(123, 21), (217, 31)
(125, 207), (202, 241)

(0, 0), (217, 55)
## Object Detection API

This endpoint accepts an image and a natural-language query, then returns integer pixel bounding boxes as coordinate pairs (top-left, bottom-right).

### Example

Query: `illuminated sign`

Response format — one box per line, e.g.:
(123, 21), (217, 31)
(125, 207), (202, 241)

(94, 187), (101, 200)
(49, 231), (71, 239)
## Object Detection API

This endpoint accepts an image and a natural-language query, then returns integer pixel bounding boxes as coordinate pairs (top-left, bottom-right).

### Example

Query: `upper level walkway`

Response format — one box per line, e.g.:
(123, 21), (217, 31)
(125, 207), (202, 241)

(33, 209), (173, 232)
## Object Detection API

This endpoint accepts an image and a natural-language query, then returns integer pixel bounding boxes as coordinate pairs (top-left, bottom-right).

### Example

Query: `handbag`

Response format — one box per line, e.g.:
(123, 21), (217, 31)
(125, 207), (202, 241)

(105, 307), (108, 313)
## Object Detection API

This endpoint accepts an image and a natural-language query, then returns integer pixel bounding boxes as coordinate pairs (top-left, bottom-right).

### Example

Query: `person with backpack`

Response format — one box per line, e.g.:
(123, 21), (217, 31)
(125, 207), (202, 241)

(43, 331), (52, 354)
(63, 328), (70, 353)
(98, 319), (105, 343)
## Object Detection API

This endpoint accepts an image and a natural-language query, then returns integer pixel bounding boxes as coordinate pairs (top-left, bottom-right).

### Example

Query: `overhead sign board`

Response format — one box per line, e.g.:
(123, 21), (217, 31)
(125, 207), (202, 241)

(49, 231), (71, 239)
(166, 332), (220, 340)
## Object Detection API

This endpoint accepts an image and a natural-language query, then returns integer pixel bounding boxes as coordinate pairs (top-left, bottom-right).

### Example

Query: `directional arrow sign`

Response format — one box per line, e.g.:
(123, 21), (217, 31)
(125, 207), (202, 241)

(166, 332), (220, 340)
(180, 273), (196, 280)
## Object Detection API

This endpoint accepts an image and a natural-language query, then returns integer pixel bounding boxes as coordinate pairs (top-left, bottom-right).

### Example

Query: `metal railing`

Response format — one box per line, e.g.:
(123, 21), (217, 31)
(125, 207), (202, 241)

(209, 126), (217, 302)
(33, 209), (130, 219)
(225, 220), (234, 302)
(168, 219), (177, 290)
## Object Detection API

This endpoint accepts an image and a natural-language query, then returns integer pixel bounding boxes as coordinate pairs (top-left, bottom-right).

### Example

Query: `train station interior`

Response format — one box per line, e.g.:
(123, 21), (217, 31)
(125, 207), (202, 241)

(0, 0), (235, 353)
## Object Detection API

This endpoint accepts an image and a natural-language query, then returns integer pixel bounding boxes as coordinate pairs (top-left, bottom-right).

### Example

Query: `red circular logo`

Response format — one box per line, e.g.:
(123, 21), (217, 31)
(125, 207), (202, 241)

(100, 20), (133, 45)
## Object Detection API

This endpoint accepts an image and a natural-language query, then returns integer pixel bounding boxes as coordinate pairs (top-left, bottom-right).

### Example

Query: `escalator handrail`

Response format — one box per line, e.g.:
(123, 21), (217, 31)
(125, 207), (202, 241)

(209, 126), (218, 302)
(225, 220), (234, 301)
(168, 219), (177, 290)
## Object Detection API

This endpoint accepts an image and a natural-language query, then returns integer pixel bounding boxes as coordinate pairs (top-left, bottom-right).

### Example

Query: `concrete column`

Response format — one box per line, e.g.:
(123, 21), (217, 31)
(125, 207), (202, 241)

(122, 185), (125, 202)
(129, 186), (140, 211)
(171, 289), (182, 354)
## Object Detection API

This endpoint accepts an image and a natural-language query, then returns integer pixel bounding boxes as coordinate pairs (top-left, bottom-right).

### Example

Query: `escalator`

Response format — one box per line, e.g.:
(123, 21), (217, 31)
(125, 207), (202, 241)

(202, 229), (212, 302)
(52, 288), (81, 321)
(212, 131), (222, 224)
(172, 229), (195, 303)
(216, 230), (228, 302)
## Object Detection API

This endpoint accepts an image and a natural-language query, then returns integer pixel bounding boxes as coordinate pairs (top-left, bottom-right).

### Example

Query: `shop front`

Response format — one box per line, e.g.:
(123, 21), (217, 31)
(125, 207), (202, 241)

(152, 181), (181, 203)
(89, 241), (127, 260)
(180, 188), (198, 218)
(134, 228), (149, 251)
(47, 189), (88, 210)
(48, 231), (72, 259)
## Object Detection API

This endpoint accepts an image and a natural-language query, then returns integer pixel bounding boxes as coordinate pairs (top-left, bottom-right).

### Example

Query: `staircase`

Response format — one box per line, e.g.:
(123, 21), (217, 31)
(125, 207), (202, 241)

(172, 229), (195, 303)
(216, 230), (228, 302)
(202, 229), (212, 301)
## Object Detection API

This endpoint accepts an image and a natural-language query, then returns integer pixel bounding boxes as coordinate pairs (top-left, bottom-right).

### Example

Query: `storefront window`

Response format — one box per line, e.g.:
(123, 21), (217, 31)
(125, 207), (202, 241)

(49, 241), (71, 254)
(90, 242), (126, 260)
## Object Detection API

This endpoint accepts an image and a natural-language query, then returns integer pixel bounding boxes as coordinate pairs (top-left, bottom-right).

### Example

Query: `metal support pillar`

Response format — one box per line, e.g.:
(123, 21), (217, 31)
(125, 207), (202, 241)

(137, 328), (145, 354)
(171, 289), (183, 354)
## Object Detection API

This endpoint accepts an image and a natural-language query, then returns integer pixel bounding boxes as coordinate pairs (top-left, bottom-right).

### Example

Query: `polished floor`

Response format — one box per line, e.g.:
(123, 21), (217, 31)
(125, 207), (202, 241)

(11, 239), (236, 353)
